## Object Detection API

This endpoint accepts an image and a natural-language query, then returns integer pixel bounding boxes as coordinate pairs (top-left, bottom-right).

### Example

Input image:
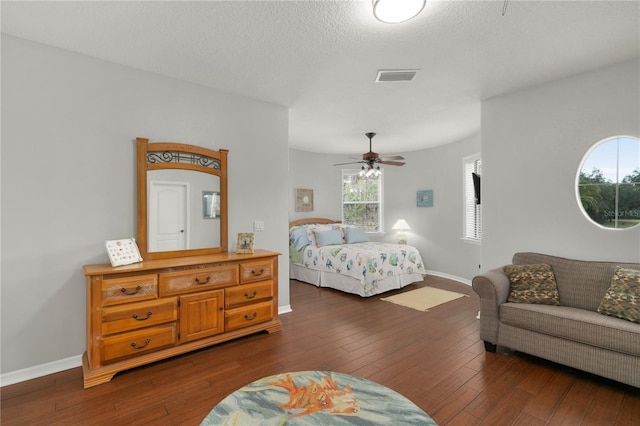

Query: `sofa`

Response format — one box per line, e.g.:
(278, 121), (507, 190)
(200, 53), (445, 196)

(472, 252), (640, 388)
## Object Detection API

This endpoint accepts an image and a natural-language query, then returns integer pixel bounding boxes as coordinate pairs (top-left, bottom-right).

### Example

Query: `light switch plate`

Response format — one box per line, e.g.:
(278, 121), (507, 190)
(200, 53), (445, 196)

(254, 220), (264, 231)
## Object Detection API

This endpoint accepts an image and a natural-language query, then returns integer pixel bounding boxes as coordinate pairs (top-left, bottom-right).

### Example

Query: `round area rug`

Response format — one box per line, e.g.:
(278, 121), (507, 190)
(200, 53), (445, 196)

(200, 370), (437, 425)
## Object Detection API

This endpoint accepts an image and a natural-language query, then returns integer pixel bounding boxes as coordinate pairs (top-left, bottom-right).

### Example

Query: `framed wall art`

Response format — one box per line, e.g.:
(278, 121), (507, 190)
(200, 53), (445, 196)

(236, 233), (255, 254)
(295, 188), (314, 212)
(417, 190), (433, 207)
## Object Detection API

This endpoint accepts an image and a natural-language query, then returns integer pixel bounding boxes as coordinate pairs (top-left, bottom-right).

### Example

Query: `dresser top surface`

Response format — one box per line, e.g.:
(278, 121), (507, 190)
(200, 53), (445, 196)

(83, 249), (280, 277)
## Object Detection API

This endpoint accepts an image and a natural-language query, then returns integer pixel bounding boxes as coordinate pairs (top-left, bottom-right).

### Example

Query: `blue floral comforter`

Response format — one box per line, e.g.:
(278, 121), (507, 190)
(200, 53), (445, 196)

(300, 242), (426, 294)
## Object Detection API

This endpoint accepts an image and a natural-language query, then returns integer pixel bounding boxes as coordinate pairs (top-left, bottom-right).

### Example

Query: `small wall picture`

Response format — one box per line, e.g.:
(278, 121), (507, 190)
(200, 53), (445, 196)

(417, 190), (433, 207)
(236, 232), (255, 254)
(295, 188), (314, 212)
(203, 191), (220, 219)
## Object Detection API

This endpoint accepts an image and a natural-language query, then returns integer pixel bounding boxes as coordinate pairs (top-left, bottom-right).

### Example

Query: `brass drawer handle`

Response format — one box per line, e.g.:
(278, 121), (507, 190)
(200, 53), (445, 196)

(194, 276), (211, 285)
(244, 291), (258, 299)
(251, 268), (265, 277)
(132, 311), (153, 321)
(131, 338), (151, 349)
(244, 312), (257, 321)
(121, 285), (142, 295)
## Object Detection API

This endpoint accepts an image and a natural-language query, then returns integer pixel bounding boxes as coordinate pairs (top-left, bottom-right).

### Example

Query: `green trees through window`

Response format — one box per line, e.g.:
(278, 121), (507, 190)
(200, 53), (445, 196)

(342, 170), (383, 232)
(578, 136), (640, 229)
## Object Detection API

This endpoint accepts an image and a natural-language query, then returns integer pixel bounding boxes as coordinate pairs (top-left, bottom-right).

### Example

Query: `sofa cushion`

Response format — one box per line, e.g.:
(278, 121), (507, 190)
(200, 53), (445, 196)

(597, 267), (640, 324)
(504, 264), (560, 305)
(500, 302), (640, 357)
(513, 252), (640, 311)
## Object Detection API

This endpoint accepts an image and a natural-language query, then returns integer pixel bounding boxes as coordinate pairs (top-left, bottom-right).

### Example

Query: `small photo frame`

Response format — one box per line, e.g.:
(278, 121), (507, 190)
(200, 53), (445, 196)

(105, 238), (143, 267)
(417, 190), (433, 207)
(236, 233), (255, 254)
(295, 188), (314, 212)
(203, 190), (220, 219)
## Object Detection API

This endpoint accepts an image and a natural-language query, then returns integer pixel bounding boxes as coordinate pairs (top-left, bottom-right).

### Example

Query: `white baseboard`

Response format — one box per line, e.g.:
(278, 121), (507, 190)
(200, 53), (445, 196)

(0, 354), (82, 387)
(425, 270), (472, 286)
(278, 304), (292, 315)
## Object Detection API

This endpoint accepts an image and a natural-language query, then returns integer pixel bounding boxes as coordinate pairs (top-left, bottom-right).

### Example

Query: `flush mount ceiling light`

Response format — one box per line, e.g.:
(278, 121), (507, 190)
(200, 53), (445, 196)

(373, 0), (426, 24)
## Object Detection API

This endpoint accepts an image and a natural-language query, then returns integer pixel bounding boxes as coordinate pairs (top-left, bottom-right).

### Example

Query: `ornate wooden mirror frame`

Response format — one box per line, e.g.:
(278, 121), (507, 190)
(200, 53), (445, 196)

(136, 137), (228, 259)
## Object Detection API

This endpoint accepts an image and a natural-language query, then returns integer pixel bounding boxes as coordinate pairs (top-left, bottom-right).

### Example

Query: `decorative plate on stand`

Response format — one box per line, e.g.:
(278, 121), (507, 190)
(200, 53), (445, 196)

(105, 238), (143, 266)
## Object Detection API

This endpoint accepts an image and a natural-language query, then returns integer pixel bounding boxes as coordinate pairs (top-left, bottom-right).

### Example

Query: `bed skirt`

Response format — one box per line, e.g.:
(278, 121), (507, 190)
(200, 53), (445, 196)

(289, 262), (424, 297)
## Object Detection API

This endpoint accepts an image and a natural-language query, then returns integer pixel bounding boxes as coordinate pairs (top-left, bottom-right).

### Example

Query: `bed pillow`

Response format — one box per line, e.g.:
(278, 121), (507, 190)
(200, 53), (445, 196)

(503, 263), (561, 305)
(597, 267), (640, 324)
(314, 229), (344, 247)
(345, 227), (368, 244)
(306, 224), (336, 246)
(290, 227), (311, 250)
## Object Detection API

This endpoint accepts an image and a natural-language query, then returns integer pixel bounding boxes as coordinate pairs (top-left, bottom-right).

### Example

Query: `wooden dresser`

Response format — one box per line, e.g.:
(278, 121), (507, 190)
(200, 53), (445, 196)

(82, 249), (281, 388)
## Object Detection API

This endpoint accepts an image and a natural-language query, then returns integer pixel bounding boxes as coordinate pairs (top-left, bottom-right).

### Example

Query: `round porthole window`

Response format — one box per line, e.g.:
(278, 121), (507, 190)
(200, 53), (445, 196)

(577, 135), (640, 229)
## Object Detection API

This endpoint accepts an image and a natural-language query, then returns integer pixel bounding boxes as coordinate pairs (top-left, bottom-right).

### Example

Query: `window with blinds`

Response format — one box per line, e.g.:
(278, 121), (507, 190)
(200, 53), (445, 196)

(342, 169), (384, 232)
(463, 154), (482, 241)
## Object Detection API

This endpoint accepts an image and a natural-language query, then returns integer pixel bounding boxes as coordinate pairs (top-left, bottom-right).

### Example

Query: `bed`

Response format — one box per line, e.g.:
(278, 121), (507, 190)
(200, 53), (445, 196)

(289, 218), (426, 297)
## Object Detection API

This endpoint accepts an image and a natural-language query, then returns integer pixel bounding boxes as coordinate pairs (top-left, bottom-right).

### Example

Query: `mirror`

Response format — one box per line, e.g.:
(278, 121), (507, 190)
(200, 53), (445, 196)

(137, 137), (228, 260)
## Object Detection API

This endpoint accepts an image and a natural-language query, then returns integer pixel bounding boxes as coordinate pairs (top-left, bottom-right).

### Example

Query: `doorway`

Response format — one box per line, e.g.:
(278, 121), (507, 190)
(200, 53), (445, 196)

(148, 181), (189, 252)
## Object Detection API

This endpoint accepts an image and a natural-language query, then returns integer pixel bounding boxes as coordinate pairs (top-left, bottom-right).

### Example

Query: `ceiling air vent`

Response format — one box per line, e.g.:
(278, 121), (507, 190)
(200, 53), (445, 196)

(375, 69), (419, 82)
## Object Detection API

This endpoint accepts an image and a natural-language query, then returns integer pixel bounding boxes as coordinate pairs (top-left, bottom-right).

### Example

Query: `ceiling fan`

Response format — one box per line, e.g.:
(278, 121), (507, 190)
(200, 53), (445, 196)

(333, 132), (405, 169)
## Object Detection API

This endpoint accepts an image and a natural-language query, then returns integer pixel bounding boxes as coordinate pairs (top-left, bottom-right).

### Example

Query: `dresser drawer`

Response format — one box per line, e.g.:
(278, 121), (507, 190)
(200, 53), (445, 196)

(225, 300), (273, 331)
(101, 298), (178, 335)
(159, 265), (239, 296)
(240, 260), (273, 283)
(225, 281), (273, 308)
(102, 274), (158, 306)
(101, 324), (176, 363)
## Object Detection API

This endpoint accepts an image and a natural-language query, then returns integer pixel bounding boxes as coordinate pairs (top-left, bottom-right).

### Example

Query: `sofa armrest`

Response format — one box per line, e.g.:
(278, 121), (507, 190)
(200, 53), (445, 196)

(472, 267), (510, 346)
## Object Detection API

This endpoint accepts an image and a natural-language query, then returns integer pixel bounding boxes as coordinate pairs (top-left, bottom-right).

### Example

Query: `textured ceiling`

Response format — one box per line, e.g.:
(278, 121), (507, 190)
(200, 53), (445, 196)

(2, 1), (639, 155)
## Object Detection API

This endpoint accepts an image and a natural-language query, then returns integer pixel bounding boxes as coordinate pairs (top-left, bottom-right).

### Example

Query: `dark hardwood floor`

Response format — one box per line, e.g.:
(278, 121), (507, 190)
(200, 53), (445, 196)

(2, 275), (639, 425)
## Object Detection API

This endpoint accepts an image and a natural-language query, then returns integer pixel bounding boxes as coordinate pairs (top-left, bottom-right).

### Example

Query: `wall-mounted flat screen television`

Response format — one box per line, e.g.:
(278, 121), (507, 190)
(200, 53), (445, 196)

(472, 172), (481, 205)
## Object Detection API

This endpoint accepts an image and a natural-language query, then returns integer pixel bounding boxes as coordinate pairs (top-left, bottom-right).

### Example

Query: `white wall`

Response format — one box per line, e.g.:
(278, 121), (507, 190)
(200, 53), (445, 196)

(289, 150), (344, 221)
(482, 59), (640, 270)
(289, 134), (482, 283)
(1, 35), (290, 376)
(382, 136), (482, 281)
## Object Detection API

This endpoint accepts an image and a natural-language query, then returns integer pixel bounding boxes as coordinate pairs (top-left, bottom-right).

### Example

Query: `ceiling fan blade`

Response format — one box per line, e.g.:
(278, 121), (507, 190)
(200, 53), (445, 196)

(333, 161), (364, 166)
(379, 160), (405, 166)
(379, 155), (405, 161)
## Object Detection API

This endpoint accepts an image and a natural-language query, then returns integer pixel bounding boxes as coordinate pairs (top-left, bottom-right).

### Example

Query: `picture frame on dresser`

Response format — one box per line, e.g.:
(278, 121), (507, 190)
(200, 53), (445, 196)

(104, 238), (143, 267)
(236, 233), (255, 254)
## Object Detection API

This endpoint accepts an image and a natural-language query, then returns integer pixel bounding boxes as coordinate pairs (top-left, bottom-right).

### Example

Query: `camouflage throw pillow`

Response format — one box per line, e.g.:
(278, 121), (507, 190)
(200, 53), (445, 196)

(504, 264), (561, 305)
(597, 267), (640, 324)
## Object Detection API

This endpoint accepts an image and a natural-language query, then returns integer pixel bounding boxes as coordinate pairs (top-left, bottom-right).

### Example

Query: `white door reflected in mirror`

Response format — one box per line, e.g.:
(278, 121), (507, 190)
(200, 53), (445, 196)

(148, 181), (188, 252)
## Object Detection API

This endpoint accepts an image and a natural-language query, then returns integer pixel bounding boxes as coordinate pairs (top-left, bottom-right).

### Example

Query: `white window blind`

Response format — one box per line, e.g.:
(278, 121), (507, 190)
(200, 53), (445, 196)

(464, 155), (482, 241)
(342, 169), (384, 232)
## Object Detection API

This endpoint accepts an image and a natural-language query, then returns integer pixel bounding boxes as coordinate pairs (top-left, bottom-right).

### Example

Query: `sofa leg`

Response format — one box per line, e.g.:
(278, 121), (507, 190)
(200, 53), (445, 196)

(483, 341), (497, 353)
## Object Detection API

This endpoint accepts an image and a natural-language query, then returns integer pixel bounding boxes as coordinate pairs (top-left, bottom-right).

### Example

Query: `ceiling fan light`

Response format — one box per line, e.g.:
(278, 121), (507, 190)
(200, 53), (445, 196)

(373, 0), (426, 24)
